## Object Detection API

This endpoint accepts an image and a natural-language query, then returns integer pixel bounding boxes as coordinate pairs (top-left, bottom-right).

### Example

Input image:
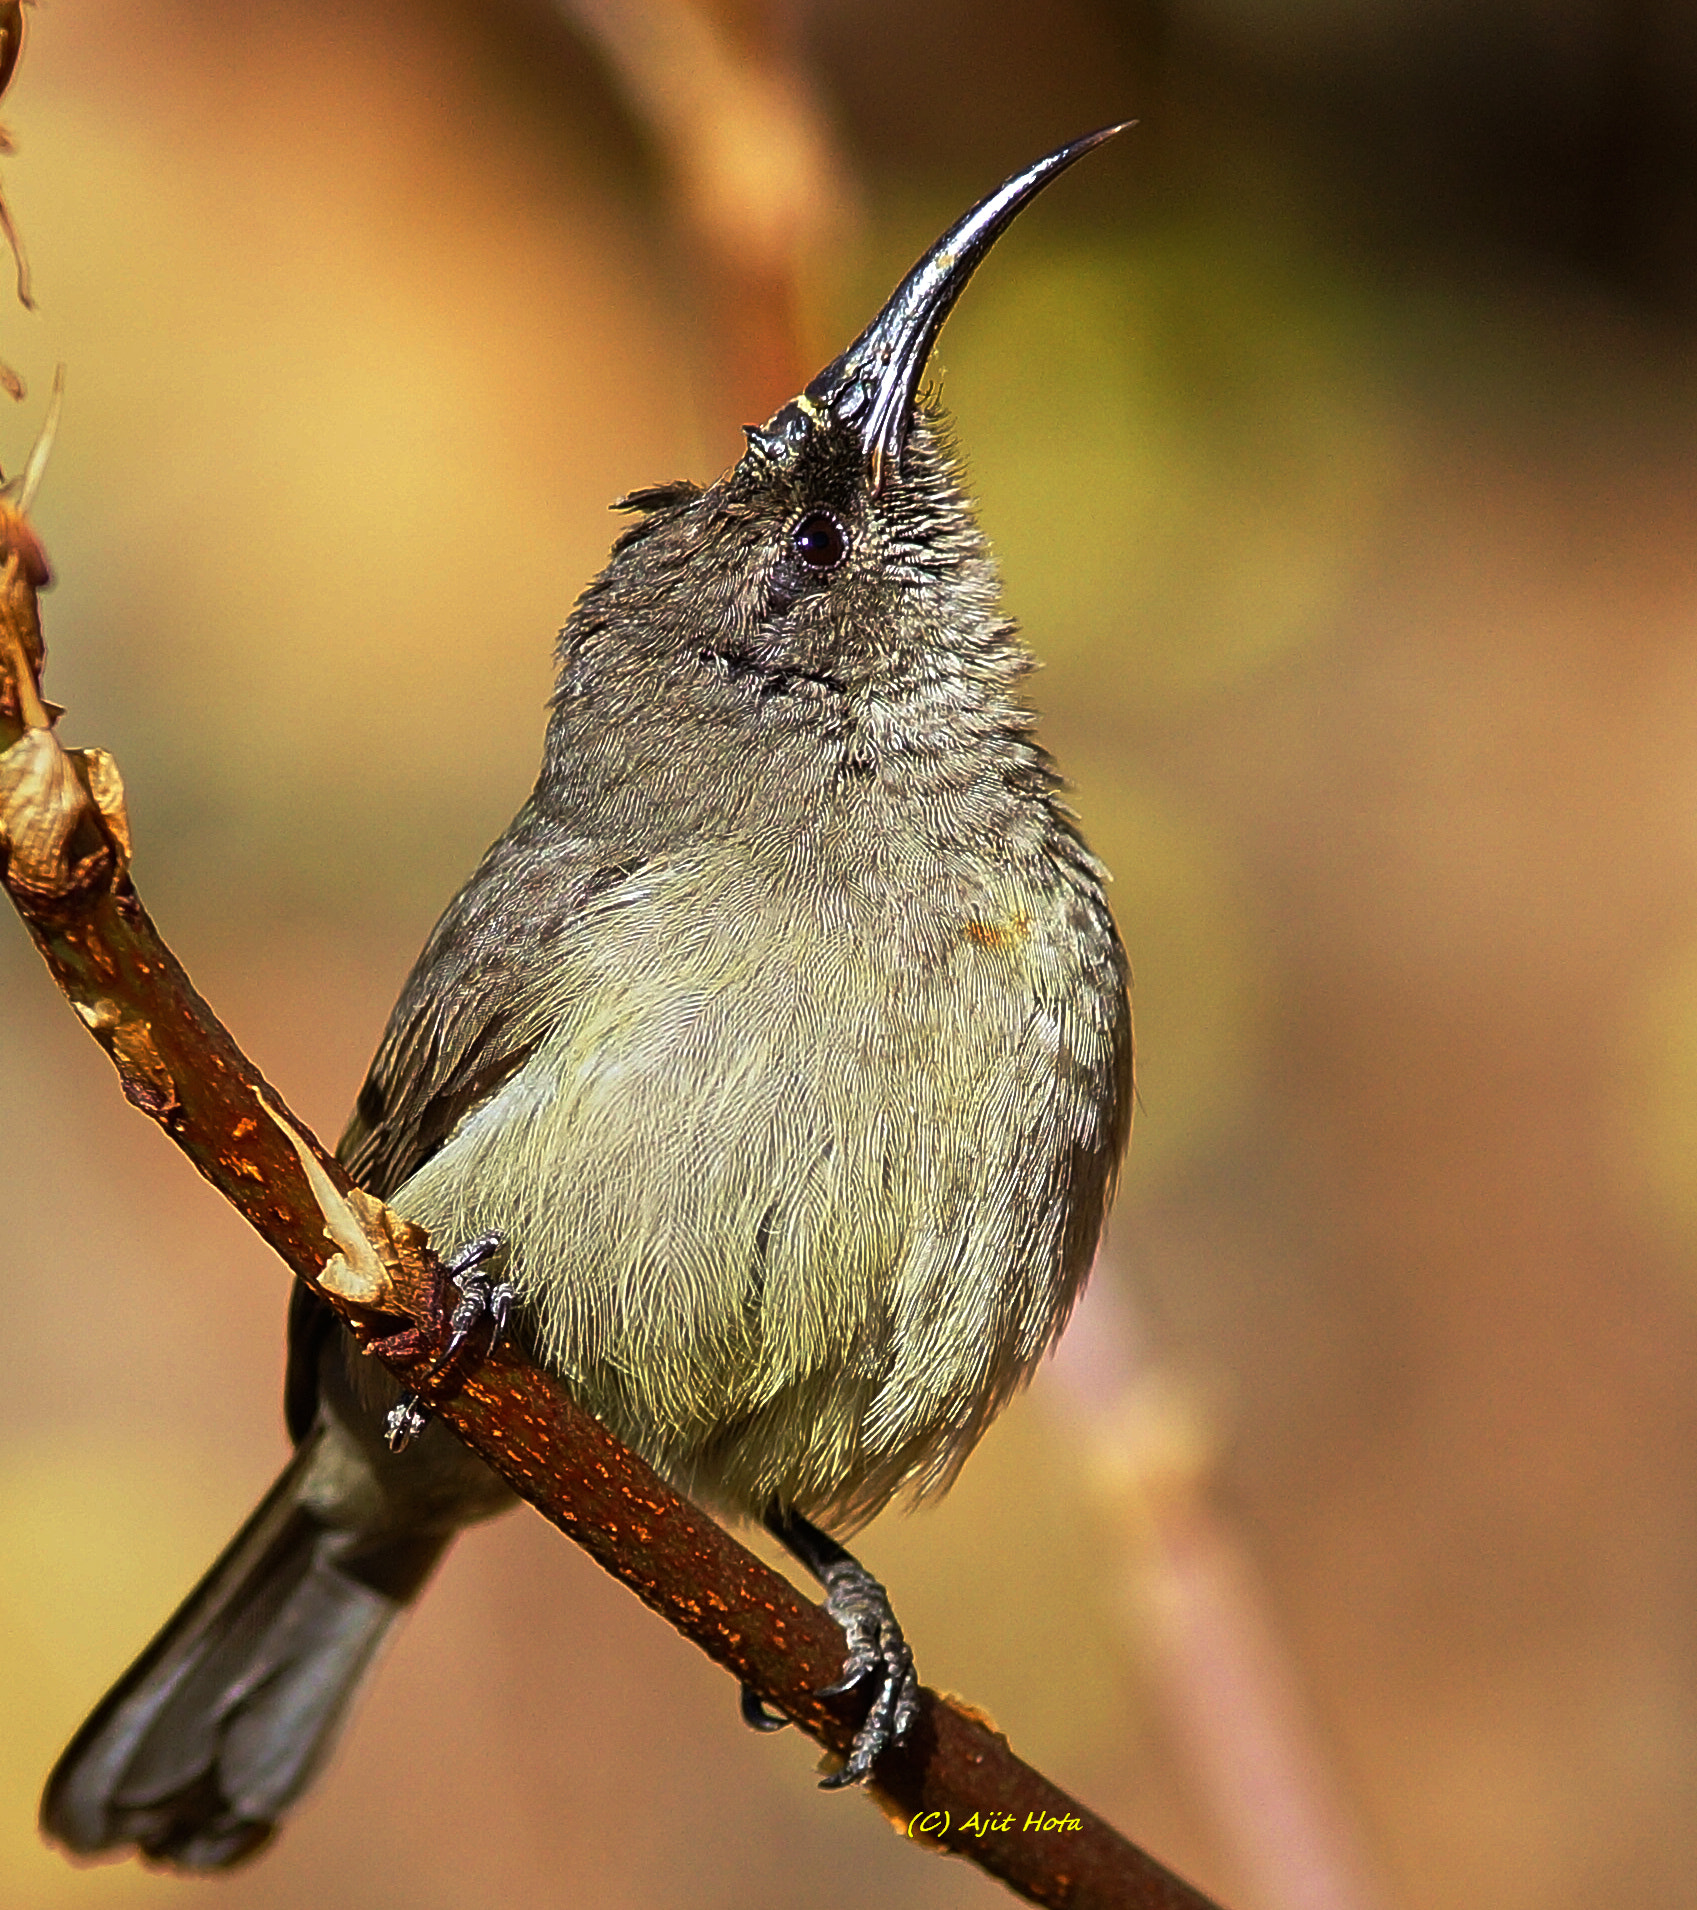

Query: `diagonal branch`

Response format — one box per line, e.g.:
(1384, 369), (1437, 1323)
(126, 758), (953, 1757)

(0, 499), (1225, 1910)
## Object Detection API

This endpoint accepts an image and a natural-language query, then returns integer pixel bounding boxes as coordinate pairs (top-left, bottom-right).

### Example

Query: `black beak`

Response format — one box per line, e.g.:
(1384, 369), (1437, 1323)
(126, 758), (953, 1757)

(792, 124), (1131, 489)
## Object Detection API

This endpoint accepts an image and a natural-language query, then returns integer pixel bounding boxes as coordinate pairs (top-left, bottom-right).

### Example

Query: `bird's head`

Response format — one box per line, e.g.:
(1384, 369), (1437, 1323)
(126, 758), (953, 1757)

(553, 127), (1128, 766)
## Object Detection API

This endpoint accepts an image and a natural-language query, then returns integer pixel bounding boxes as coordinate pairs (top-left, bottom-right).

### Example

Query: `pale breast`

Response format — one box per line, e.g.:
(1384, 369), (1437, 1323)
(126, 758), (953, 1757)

(390, 829), (1127, 1528)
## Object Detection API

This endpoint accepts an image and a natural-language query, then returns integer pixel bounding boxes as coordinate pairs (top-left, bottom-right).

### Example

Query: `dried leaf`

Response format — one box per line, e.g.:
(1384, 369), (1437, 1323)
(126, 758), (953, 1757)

(262, 1096), (408, 1309)
(0, 724), (110, 904)
(73, 746), (130, 875)
(12, 365), (63, 510)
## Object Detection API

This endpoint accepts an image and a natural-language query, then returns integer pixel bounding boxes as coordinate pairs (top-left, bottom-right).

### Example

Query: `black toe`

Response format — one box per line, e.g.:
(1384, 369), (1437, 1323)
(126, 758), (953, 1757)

(739, 1683), (790, 1733)
(380, 1232), (513, 1448)
(816, 1558), (919, 1787)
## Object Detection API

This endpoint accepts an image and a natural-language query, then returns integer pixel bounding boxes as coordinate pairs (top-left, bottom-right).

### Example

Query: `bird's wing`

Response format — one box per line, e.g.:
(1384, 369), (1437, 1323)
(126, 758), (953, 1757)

(285, 813), (637, 1442)
(335, 847), (572, 1200)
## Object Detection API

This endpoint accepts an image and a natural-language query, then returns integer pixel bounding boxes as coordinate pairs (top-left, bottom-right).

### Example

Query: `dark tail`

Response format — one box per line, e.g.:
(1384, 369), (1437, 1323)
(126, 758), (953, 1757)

(41, 1433), (450, 1870)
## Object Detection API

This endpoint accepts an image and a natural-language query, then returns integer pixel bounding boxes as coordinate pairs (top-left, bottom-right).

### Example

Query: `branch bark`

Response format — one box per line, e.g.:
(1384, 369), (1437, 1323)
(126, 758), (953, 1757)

(0, 501), (1225, 1910)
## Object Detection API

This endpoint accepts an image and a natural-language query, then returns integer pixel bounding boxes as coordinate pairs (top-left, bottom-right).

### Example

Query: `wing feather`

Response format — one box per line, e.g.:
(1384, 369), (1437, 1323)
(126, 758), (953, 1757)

(285, 807), (637, 1438)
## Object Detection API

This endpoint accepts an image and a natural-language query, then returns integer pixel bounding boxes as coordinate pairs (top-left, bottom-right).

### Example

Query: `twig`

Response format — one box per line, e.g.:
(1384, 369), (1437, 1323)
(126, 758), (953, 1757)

(0, 1), (34, 401)
(0, 497), (1226, 1909)
(558, 0), (856, 430)
(1050, 1277), (1396, 1910)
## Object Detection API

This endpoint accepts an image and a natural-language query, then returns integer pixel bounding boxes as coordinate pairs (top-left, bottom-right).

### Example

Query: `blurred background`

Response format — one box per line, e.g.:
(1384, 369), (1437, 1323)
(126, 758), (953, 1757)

(6, 1), (1697, 1906)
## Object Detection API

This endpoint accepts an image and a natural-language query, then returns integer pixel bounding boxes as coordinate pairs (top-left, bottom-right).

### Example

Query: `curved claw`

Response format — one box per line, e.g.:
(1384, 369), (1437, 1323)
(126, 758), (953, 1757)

(819, 1657), (919, 1788)
(438, 1260), (516, 1371)
(384, 1393), (429, 1453)
(739, 1683), (790, 1733)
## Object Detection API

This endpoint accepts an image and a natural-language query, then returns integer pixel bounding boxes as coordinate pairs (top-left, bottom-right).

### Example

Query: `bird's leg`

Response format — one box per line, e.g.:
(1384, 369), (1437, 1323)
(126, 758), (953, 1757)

(764, 1506), (921, 1787)
(370, 1231), (514, 1452)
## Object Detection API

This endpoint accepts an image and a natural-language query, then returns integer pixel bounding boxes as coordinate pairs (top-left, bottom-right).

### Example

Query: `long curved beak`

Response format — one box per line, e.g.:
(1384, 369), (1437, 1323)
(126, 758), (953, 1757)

(802, 124), (1131, 488)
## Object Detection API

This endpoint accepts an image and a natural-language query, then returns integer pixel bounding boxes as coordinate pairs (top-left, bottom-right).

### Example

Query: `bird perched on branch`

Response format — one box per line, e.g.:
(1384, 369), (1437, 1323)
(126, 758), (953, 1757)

(44, 126), (1133, 1870)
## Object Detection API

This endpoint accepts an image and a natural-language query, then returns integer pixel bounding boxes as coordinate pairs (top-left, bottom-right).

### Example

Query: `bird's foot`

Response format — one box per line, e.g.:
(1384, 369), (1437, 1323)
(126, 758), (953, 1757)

(760, 1508), (922, 1786)
(815, 1557), (920, 1788)
(374, 1231), (514, 1452)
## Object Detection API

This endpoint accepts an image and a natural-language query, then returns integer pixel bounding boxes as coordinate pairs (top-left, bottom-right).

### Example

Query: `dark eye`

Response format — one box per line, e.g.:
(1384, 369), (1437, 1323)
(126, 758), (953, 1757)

(791, 508), (848, 572)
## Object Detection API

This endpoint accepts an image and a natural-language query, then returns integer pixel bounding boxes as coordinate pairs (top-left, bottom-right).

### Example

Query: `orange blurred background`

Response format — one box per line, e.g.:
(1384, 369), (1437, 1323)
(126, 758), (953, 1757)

(7, 3), (1697, 1906)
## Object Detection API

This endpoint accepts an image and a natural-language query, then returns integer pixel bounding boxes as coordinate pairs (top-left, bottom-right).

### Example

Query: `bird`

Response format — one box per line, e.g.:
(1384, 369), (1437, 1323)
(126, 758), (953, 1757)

(42, 125), (1133, 1871)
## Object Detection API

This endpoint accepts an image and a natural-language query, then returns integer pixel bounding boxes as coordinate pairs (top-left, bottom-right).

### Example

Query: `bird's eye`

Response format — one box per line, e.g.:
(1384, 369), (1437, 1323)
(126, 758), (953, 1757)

(791, 508), (848, 572)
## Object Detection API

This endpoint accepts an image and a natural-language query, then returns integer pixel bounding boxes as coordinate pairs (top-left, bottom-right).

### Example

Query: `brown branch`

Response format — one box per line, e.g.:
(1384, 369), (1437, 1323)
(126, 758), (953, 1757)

(0, 500), (1225, 1910)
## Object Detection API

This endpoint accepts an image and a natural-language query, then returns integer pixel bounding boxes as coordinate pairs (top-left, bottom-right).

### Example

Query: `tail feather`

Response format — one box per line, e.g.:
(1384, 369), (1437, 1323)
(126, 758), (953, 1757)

(42, 1435), (450, 1870)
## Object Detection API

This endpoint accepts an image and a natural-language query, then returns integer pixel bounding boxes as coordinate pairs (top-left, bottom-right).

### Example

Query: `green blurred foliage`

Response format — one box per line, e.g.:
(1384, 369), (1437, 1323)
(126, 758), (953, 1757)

(951, 220), (1397, 705)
